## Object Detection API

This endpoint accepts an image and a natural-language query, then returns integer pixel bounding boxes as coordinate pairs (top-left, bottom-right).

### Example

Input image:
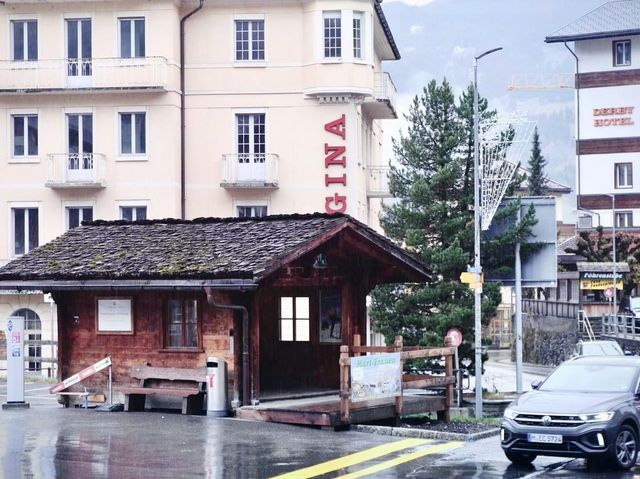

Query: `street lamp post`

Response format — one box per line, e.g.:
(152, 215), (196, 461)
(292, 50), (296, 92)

(473, 46), (502, 419)
(607, 194), (618, 333)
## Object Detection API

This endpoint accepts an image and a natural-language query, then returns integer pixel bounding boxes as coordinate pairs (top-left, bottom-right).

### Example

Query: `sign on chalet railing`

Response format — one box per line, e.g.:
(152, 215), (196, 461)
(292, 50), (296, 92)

(350, 352), (401, 402)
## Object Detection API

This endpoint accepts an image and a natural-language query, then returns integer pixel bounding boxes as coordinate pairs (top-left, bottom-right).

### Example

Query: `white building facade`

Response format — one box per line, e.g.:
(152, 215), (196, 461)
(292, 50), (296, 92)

(0, 0), (399, 375)
(546, 0), (640, 230)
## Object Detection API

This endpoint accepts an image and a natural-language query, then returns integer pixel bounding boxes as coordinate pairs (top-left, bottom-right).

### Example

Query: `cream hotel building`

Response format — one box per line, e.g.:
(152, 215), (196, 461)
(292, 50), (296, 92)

(0, 0), (399, 375)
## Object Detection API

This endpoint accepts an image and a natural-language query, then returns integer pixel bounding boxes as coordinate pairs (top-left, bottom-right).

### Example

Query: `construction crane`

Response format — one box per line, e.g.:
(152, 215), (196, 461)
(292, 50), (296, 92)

(507, 73), (574, 91)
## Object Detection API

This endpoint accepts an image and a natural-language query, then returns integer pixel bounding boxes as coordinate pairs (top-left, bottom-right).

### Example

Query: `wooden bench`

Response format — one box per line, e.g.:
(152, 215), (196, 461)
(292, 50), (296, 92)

(117, 364), (207, 415)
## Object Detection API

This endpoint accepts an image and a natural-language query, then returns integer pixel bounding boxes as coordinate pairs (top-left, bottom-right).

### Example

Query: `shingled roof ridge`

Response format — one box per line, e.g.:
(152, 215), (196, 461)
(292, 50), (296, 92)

(83, 212), (348, 227)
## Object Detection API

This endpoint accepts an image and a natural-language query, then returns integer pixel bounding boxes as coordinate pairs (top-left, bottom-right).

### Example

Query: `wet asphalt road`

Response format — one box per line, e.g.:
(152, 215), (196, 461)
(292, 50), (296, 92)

(1, 383), (640, 478)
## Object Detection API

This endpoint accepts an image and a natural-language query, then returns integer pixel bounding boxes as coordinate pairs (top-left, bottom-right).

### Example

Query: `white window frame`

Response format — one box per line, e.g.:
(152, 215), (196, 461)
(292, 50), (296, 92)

(616, 211), (633, 228)
(117, 201), (149, 221)
(279, 296), (310, 342)
(234, 15), (265, 64)
(615, 162), (633, 189)
(10, 111), (39, 160)
(118, 16), (146, 59)
(353, 12), (363, 60)
(8, 202), (39, 258)
(66, 205), (94, 230)
(11, 19), (38, 61)
(119, 111), (147, 157)
(323, 11), (342, 60)
(237, 205), (268, 218)
(613, 39), (631, 67)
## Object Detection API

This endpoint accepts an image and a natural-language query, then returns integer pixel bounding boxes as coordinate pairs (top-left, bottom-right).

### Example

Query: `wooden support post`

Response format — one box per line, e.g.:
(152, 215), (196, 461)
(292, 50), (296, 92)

(394, 335), (403, 419)
(354, 334), (361, 357)
(339, 345), (350, 423)
(443, 337), (453, 422)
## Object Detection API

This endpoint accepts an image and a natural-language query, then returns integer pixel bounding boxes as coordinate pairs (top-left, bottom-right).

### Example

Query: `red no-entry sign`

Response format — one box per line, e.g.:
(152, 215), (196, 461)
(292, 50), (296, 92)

(446, 327), (463, 347)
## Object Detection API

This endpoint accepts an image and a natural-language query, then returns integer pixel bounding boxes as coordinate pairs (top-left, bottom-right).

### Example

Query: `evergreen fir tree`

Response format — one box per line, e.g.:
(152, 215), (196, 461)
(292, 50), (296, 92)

(370, 79), (536, 370)
(527, 127), (548, 196)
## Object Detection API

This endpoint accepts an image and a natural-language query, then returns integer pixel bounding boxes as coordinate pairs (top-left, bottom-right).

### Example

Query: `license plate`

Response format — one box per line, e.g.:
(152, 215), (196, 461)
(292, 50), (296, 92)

(527, 433), (562, 444)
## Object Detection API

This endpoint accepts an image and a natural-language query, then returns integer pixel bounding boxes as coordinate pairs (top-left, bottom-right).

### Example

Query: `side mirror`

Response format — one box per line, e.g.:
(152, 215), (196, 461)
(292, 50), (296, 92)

(625, 350), (633, 356)
(531, 380), (542, 390)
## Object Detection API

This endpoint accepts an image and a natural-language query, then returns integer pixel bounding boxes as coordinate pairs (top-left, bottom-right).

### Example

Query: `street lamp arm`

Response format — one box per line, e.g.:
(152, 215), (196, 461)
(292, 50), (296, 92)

(475, 47), (503, 61)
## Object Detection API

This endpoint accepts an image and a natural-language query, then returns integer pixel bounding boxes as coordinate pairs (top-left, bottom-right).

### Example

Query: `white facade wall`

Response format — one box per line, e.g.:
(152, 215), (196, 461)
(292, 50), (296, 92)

(576, 36), (639, 73)
(574, 34), (640, 229)
(0, 0), (398, 373)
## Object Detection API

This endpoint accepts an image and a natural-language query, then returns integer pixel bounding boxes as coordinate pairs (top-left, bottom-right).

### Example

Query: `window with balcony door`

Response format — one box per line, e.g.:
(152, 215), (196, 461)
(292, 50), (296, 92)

(615, 163), (632, 188)
(12, 114), (38, 158)
(236, 113), (266, 182)
(235, 20), (264, 61)
(120, 112), (146, 155)
(279, 296), (310, 342)
(67, 113), (94, 181)
(120, 206), (147, 221)
(353, 13), (363, 59)
(66, 19), (92, 78)
(119, 18), (145, 58)
(67, 206), (93, 229)
(11, 20), (37, 61)
(323, 12), (341, 58)
(237, 205), (267, 218)
(616, 211), (633, 228)
(165, 299), (199, 349)
(613, 40), (631, 67)
(11, 207), (38, 256)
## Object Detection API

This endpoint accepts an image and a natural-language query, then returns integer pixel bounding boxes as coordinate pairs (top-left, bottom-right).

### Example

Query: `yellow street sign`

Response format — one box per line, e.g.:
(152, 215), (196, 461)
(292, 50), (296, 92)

(460, 272), (483, 284)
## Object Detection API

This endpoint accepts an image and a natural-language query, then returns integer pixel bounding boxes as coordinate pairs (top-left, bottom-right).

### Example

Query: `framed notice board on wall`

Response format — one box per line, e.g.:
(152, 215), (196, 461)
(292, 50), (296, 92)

(97, 298), (133, 334)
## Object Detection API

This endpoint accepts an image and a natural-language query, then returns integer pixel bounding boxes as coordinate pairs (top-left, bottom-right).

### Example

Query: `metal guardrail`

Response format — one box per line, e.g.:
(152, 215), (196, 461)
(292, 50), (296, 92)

(374, 72), (397, 111)
(46, 153), (106, 188)
(601, 313), (640, 340)
(578, 310), (595, 341)
(0, 56), (168, 91)
(220, 153), (279, 188)
(522, 299), (580, 319)
(366, 166), (391, 198)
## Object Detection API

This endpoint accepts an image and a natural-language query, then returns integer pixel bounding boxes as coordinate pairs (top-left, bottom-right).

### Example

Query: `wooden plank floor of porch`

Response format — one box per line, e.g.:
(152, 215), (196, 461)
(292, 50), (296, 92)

(236, 393), (447, 427)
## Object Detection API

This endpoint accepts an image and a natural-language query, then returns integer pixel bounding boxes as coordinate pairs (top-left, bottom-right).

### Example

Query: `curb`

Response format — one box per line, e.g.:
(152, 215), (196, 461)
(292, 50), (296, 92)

(351, 424), (501, 442)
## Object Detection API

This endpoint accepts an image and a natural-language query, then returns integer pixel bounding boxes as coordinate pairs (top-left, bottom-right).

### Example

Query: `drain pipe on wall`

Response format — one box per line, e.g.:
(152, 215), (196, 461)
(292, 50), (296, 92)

(204, 287), (251, 408)
(180, 0), (204, 220)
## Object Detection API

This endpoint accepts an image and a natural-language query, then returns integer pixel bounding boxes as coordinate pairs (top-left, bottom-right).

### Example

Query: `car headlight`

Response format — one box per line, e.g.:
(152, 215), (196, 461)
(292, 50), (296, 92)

(579, 412), (615, 422)
(504, 407), (518, 419)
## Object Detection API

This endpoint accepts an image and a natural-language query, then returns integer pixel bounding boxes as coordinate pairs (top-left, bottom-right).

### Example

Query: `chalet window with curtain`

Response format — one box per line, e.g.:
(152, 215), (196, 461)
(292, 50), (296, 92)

(165, 299), (199, 349)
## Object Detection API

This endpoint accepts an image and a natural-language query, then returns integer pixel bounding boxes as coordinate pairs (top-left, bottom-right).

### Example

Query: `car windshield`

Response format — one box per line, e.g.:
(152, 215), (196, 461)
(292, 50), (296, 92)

(540, 363), (637, 392)
(581, 342), (623, 356)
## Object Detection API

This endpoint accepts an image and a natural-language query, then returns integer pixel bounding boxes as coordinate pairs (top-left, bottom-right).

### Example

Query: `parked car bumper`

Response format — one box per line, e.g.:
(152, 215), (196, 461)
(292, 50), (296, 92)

(501, 418), (620, 458)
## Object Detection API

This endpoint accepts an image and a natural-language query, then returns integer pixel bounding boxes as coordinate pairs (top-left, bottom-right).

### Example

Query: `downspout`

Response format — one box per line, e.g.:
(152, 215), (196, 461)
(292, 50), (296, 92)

(204, 287), (251, 408)
(180, 0), (204, 220)
(564, 42), (583, 215)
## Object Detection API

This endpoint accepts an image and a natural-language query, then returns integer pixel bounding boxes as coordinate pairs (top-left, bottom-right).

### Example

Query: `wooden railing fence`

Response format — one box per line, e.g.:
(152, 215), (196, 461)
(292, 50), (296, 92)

(339, 334), (455, 423)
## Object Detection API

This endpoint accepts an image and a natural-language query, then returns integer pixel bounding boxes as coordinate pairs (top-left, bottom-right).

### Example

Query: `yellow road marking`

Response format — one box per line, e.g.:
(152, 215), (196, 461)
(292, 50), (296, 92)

(270, 438), (430, 479)
(334, 441), (464, 479)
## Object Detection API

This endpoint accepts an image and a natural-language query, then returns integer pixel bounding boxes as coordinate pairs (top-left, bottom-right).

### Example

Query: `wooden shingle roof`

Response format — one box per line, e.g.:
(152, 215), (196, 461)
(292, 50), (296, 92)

(0, 213), (430, 287)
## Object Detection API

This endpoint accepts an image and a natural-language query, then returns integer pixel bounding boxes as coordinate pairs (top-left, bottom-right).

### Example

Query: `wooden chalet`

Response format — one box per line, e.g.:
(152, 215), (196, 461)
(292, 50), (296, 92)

(0, 213), (450, 424)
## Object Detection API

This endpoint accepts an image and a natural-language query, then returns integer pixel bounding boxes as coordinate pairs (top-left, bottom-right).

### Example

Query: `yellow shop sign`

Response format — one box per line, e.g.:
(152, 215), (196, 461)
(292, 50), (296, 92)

(580, 279), (623, 290)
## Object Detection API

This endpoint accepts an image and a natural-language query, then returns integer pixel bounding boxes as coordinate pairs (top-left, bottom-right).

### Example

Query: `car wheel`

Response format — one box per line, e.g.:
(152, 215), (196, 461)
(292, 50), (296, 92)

(504, 451), (537, 465)
(610, 425), (638, 470)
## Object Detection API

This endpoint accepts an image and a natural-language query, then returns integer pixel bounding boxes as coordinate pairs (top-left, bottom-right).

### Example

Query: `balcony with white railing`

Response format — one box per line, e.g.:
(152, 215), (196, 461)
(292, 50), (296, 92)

(46, 153), (106, 189)
(366, 166), (392, 198)
(0, 57), (168, 93)
(220, 154), (279, 189)
(362, 72), (398, 119)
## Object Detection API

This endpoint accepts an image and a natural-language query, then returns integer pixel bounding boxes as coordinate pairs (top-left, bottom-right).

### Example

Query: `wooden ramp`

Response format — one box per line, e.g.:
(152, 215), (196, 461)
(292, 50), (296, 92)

(236, 394), (447, 427)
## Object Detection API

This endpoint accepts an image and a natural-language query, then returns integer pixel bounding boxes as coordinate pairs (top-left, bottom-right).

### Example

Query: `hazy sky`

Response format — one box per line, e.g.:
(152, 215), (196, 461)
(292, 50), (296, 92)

(380, 0), (606, 193)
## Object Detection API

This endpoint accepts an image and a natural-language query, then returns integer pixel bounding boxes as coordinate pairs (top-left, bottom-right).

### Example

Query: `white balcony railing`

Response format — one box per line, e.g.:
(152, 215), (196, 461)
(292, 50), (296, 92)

(46, 153), (106, 188)
(221, 154), (279, 189)
(0, 57), (168, 92)
(367, 166), (392, 198)
(362, 72), (397, 119)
